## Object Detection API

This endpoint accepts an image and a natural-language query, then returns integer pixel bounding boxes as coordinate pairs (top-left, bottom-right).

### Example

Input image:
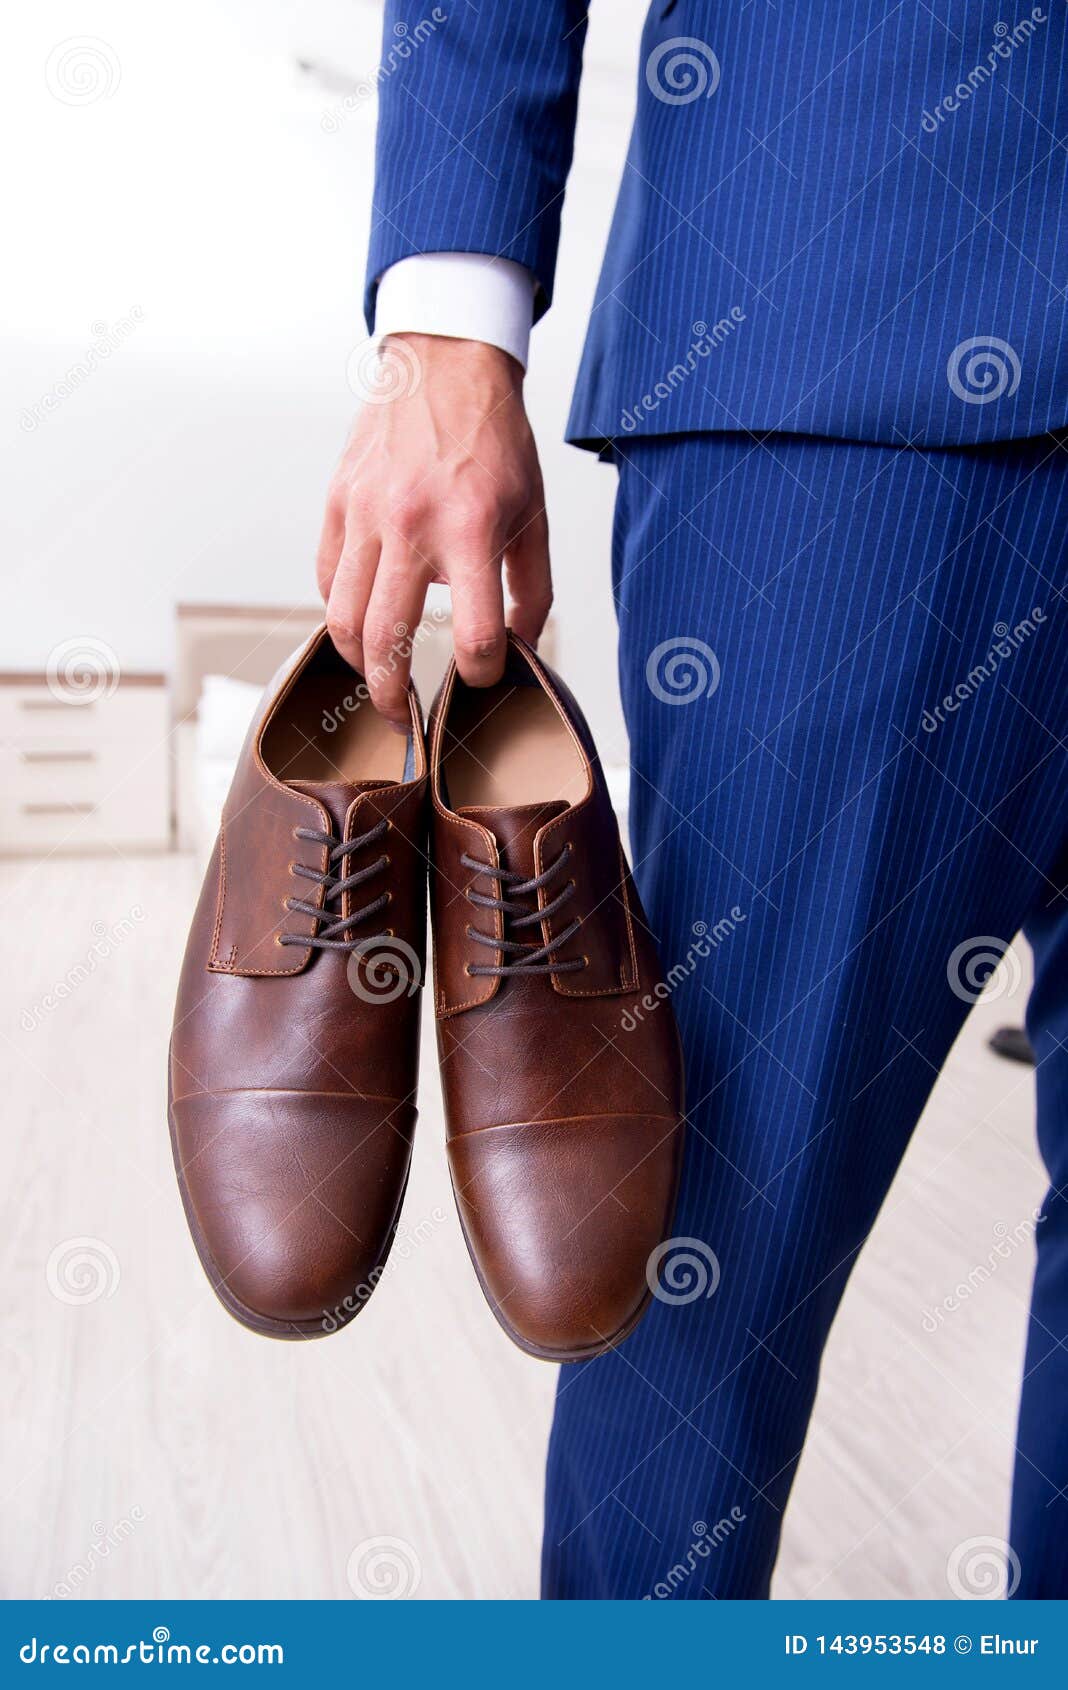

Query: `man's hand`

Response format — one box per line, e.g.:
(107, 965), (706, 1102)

(317, 332), (551, 730)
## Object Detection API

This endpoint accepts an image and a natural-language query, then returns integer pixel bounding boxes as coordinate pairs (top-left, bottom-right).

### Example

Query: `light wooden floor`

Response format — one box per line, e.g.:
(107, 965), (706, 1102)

(2, 853), (1044, 1599)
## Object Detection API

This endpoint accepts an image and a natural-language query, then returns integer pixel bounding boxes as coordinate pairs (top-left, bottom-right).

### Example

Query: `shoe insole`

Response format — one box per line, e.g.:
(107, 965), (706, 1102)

(442, 680), (588, 810)
(261, 647), (408, 786)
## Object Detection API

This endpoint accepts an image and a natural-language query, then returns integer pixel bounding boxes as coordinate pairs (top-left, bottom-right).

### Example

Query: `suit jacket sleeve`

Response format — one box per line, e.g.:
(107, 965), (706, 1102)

(364, 1), (590, 334)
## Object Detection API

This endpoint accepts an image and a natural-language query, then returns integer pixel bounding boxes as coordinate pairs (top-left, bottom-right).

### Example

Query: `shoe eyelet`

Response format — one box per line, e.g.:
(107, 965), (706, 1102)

(464, 963), (474, 977)
(383, 891), (393, 907)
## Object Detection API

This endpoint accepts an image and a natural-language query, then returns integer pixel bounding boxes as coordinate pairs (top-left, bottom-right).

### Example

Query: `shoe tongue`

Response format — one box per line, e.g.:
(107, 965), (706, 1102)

(456, 800), (568, 879)
(289, 779), (392, 839)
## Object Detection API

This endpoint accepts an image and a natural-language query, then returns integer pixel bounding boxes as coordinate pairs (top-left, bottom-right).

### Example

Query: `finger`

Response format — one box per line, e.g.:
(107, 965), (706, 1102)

(326, 532), (381, 676)
(504, 501), (552, 647)
(316, 494), (347, 603)
(362, 541), (431, 730)
(451, 552), (507, 687)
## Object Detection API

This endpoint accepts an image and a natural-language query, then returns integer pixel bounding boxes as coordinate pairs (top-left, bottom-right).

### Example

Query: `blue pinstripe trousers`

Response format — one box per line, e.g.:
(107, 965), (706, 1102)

(541, 431), (1068, 1599)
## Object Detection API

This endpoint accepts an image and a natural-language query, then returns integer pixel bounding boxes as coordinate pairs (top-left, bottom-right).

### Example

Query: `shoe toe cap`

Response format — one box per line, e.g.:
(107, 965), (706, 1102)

(171, 1088), (415, 1333)
(447, 1112), (683, 1360)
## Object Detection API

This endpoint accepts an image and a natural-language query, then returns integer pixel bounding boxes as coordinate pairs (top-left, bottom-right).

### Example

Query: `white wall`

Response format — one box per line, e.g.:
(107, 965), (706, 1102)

(6, 0), (648, 753)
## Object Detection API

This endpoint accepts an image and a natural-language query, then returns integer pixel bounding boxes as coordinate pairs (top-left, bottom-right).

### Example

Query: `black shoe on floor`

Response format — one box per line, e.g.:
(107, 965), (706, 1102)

(988, 1026), (1036, 1066)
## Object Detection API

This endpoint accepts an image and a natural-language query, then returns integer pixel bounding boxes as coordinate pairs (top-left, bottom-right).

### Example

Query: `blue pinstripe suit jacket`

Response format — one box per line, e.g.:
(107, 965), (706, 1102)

(366, 2), (1068, 448)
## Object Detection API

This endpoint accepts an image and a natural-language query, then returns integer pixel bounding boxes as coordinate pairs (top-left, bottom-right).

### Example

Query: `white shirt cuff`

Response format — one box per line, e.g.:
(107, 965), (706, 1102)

(372, 253), (536, 371)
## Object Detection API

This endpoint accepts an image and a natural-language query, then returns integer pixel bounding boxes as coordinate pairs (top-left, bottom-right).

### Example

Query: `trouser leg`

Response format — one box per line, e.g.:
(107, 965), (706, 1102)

(1010, 862), (1068, 1596)
(543, 431), (1068, 1598)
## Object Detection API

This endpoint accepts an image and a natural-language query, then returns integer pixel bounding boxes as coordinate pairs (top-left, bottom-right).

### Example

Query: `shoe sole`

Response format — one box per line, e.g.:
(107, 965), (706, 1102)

(166, 1054), (411, 1341)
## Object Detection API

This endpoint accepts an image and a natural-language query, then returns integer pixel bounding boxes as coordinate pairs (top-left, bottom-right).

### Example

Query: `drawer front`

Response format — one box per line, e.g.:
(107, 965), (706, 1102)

(4, 741), (166, 801)
(0, 686), (167, 747)
(0, 799), (166, 853)
(0, 743), (170, 852)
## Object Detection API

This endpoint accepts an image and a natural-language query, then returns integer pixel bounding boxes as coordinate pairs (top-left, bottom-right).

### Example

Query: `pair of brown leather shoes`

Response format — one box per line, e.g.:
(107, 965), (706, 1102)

(169, 627), (684, 1360)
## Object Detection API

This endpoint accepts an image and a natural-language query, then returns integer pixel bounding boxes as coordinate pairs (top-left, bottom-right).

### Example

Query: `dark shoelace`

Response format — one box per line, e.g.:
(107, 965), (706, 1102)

(279, 820), (391, 951)
(461, 842), (587, 978)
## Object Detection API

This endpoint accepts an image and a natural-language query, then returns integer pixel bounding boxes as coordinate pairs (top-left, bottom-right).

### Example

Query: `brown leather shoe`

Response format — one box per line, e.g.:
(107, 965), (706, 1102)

(169, 627), (427, 1339)
(428, 634), (685, 1361)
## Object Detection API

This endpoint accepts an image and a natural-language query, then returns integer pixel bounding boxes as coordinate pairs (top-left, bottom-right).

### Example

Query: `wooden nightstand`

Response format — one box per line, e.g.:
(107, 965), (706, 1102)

(0, 671), (171, 854)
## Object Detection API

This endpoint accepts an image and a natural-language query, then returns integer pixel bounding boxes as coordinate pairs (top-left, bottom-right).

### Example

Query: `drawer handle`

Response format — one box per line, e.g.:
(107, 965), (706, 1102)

(21, 801), (95, 815)
(18, 699), (94, 712)
(19, 749), (97, 764)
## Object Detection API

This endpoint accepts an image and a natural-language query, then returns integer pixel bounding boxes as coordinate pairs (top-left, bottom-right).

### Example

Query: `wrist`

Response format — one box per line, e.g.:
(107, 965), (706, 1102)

(382, 331), (524, 389)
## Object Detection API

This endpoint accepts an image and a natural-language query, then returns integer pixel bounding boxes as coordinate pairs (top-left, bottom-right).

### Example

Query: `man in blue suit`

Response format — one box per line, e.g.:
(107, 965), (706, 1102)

(316, 3), (1068, 1597)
